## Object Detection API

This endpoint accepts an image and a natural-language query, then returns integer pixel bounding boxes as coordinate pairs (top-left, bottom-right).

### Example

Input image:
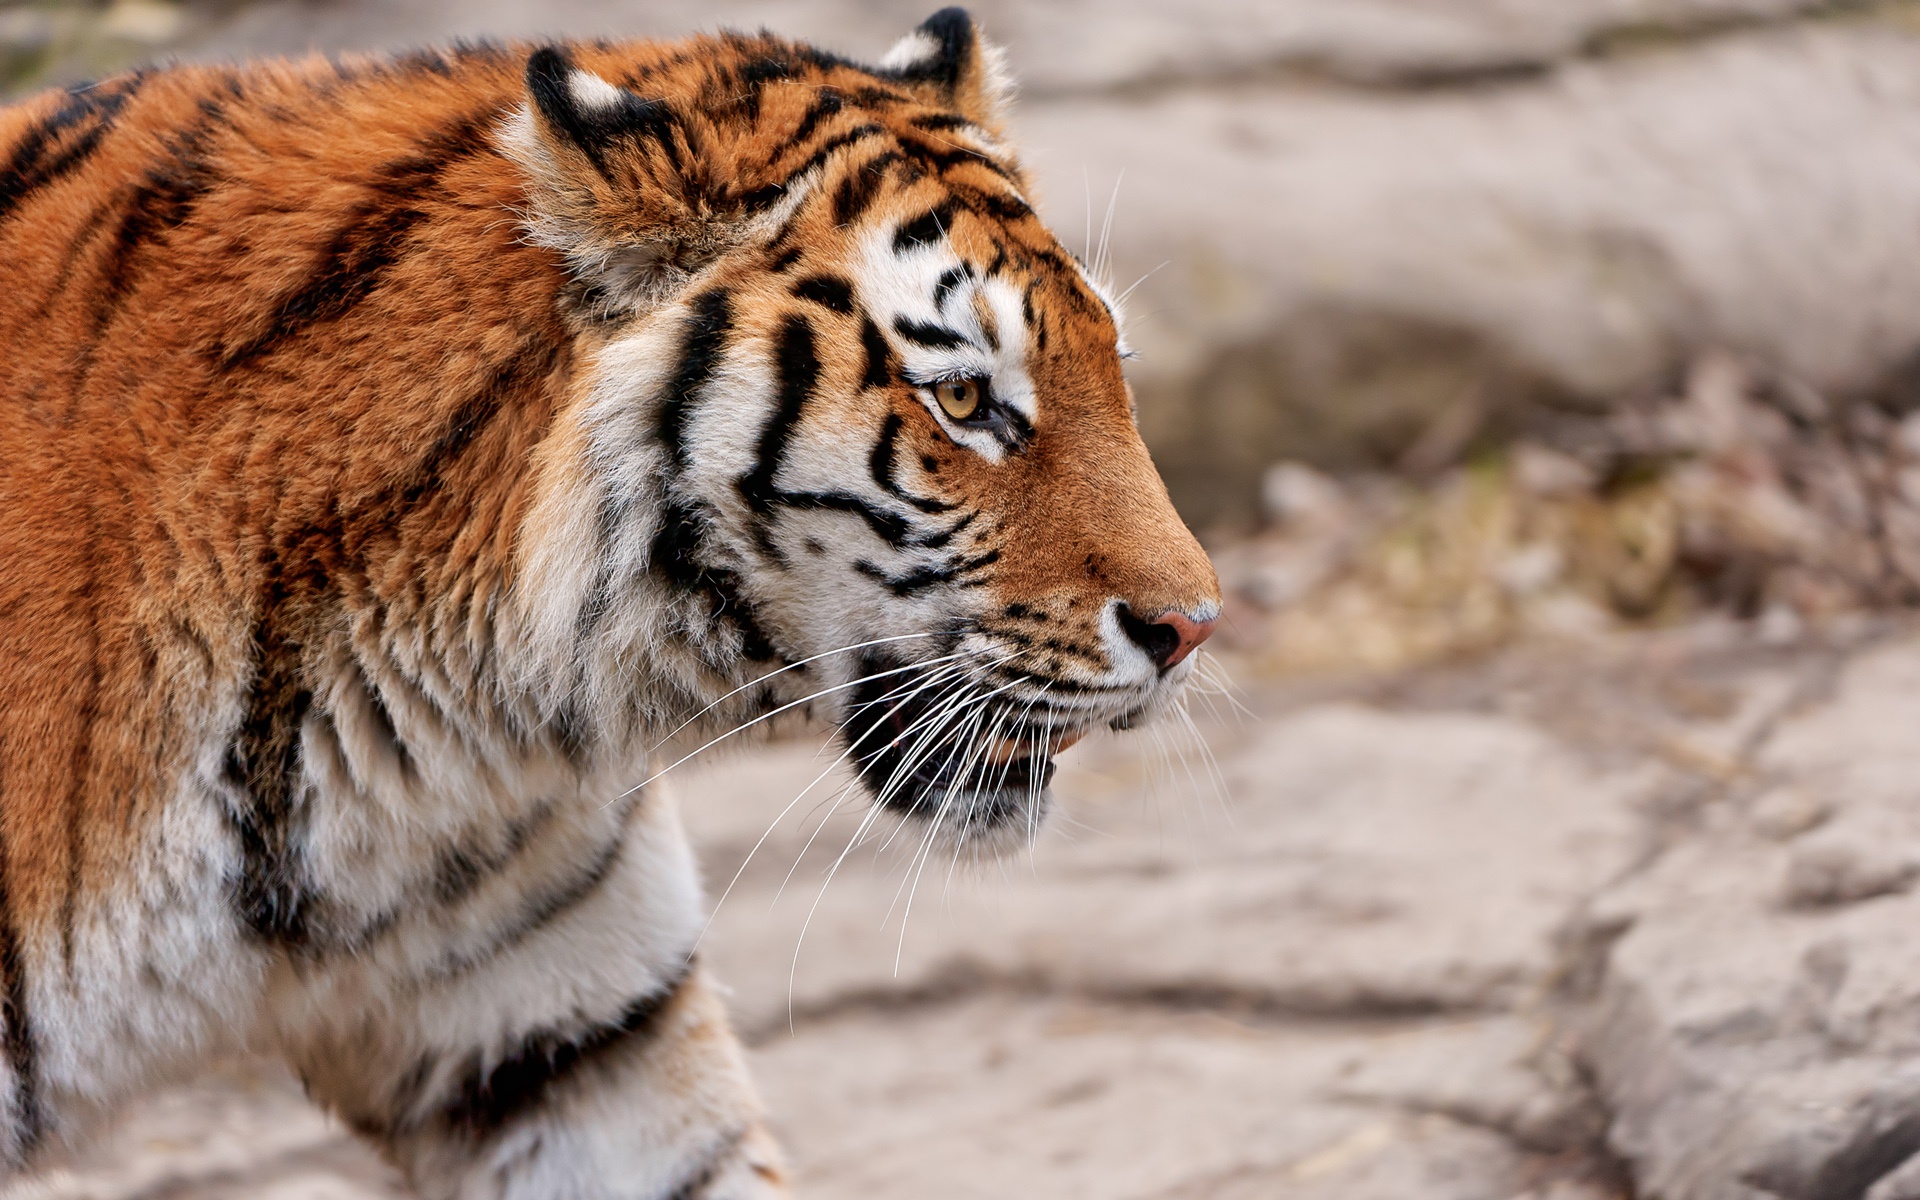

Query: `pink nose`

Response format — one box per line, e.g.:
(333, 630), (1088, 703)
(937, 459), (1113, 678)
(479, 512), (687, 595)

(1119, 605), (1217, 670)
(1153, 610), (1216, 668)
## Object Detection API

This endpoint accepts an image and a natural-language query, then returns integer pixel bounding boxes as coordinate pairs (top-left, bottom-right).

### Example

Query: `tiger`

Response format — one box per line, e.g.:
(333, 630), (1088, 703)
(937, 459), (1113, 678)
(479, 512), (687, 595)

(0, 7), (1219, 1197)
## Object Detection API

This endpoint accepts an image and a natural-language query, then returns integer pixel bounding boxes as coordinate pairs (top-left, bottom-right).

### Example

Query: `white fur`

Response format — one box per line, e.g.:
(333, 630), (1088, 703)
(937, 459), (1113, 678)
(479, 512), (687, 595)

(877, 31), (941, 74)
(567, 68), (629, 111)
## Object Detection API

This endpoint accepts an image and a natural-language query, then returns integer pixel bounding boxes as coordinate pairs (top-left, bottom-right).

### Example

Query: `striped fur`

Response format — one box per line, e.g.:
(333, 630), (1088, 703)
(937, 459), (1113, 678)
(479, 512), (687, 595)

(0, 8), (1218, 1196)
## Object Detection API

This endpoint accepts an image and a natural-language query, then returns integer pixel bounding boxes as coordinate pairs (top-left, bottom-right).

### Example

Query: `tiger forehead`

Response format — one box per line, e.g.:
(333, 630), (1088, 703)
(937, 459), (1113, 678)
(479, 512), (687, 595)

(777, 184), (1115, 333)
(564, 32), (1027, 197)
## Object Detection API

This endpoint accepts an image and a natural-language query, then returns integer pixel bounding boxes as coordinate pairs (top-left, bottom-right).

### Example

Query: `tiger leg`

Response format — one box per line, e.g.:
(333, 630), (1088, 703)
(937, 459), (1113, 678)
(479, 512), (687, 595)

(392, 963), (790, 1200)
(284, 786), (789, 1200)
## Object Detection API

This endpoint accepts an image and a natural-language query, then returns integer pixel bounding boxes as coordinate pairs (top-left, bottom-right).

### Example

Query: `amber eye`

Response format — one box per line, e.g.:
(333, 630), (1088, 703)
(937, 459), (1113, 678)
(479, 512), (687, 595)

(933, 377), (986, 421)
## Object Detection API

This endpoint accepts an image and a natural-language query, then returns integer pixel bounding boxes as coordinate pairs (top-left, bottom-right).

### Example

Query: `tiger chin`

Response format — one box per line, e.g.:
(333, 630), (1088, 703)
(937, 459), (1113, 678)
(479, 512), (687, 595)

(0, 8), (1218, 1198)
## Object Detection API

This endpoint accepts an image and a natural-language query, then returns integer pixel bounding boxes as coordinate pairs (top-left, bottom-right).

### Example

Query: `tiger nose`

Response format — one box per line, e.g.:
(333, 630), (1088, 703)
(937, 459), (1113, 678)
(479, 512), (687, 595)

(1117, 605), (1217, 670)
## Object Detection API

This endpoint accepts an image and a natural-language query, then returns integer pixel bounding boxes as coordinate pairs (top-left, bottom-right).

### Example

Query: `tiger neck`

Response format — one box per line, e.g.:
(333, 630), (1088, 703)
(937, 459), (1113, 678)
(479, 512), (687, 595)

(476, 318), (782, 767)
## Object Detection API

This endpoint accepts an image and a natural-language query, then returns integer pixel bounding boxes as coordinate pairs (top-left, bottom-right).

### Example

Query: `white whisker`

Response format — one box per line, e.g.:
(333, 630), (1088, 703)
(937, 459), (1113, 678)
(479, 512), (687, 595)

(608, 651), (969, 806)
(772, 657), (994, 905)
(646, 630), (945, 752)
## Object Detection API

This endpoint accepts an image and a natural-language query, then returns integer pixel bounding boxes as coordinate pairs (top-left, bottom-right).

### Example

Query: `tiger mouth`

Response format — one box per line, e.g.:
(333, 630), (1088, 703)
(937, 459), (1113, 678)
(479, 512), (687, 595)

(841, 663), (1081, 826)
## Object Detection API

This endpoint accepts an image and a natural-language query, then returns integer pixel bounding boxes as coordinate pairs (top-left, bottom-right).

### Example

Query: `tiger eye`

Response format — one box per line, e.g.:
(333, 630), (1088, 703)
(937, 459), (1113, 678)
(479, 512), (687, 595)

(934, 378), (984, 421)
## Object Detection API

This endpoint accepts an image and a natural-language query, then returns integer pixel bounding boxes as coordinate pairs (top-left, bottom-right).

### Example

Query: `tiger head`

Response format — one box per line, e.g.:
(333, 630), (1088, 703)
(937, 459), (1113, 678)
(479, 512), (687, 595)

(511, 9), (1219, 844)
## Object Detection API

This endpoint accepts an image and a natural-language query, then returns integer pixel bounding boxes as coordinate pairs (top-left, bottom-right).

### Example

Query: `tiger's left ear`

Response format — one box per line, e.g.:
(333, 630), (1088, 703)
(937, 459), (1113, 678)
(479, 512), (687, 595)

(506, 46), (745, 321)
(877, 8), (1013, 128)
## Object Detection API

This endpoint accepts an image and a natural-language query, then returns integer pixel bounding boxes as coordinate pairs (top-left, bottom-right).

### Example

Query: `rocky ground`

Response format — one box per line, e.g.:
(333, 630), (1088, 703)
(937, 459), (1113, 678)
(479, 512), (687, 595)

(19, 612), (1920, 1200)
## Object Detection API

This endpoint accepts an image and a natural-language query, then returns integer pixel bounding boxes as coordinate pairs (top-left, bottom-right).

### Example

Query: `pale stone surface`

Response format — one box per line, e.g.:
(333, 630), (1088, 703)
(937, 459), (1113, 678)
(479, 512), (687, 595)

(683, 701), (1650, 1035)
(4, 1063), (406, 1200)
(753, 998), (1577, 1200)
(1568, 639), (1920, 1200)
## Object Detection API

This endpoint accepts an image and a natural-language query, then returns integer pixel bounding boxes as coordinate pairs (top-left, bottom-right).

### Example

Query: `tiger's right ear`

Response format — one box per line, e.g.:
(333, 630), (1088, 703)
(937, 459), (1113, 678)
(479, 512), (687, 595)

(505, 47), (739, 320)
(877, 8), (1012, 129)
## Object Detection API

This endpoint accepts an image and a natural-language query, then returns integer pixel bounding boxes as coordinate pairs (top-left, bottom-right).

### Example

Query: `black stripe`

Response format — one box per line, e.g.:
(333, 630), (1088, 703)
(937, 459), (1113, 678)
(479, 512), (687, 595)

(892, 316), (969, 349)
(650, 499), (778, 661)
(775, 490), (911, 546)
(87, 96), (229, 337)
(856, 547), (999, 597)
(650, 497), (717, 595)
(0, 73), (146, 227)
(902, 136), (1020, 184)
(732, 56), (797, 125)
(830, 149), (897, 227)
(616, 45), (698, 89)
(21, 198), (116, 324)
(849, 85), (912, 108)
(792, 274), (853, 314)
(912, 508), (976, 550)
(737, 315), (820, 554)
(286, 764), (559, 961)
(779, 88), (843, 149)
(932, 266), (968, 311)
(910, 112), (974, 132)
(1001, 404), (1036, 449)
(893, 201), (955, 254)
(427, 805), (556, 908)
(220, 113), (497, 367)
(780, 123), (883, 187)
(361, 678), (412, 779)
(395, 47), (455, 77)
(222, 607), (316, 945)
(656, 289), (734, 472)
(223, 203), (424, 367)
(860, 317), (894, 390)
(869, 413), (955, 513)
(946, 182), (1031, 224)
(426, 816), (630, 981)
(438, 959), (695, 1136)
(733, 181), (789, 212)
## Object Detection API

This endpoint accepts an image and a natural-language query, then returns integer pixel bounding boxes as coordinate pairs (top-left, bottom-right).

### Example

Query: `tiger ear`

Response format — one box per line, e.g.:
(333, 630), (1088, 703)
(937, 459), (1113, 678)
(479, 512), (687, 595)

(510, 47), (738, 320)
(524, 47), (679, 184)
(877, 8), (1012, 127)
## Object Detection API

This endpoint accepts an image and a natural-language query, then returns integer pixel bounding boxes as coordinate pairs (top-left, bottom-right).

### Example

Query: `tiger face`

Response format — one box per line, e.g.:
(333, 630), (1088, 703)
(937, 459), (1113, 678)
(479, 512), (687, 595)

(513, 11), (1219, 844)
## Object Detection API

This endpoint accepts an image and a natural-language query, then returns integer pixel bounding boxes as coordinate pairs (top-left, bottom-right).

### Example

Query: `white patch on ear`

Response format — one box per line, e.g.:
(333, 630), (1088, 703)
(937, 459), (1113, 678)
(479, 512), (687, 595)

(879, 30), (941, 73)
(568, 68), (630, 111)
(879, 27), (1014, 124)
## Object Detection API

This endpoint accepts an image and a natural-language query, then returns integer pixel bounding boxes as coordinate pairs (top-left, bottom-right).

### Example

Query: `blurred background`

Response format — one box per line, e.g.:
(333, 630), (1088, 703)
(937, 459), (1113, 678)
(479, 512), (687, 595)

(15, 3), (1920, 1199)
